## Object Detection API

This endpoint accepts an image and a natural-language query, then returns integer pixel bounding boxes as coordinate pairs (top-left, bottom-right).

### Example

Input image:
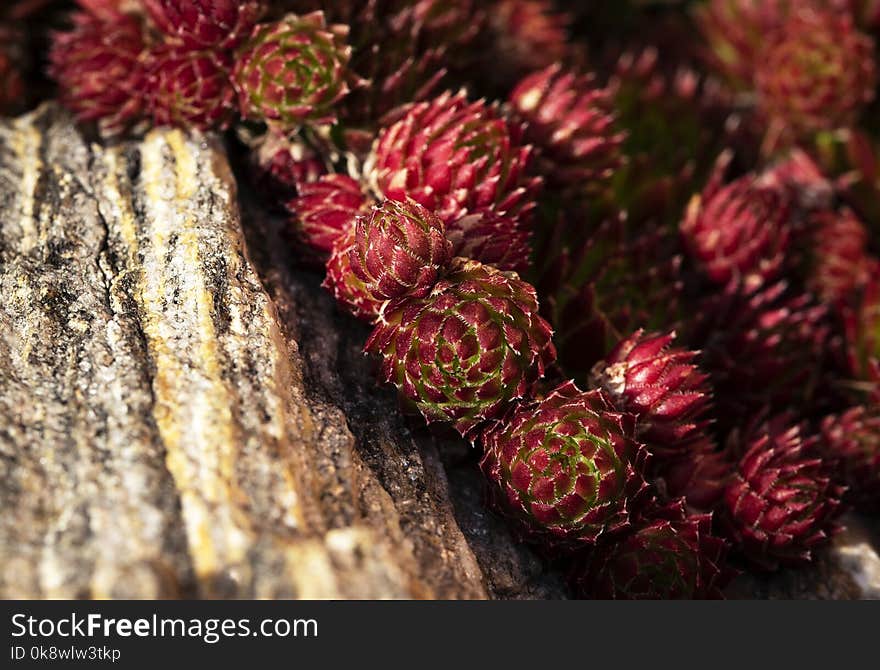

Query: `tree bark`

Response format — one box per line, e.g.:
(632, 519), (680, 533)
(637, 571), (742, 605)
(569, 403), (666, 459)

(0, 104), (877, 599)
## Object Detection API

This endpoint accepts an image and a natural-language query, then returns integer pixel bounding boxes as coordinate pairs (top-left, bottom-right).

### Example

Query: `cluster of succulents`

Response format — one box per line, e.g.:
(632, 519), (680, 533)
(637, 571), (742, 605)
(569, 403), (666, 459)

(45, 1), (370, 134)
(31, 1), (880, 598)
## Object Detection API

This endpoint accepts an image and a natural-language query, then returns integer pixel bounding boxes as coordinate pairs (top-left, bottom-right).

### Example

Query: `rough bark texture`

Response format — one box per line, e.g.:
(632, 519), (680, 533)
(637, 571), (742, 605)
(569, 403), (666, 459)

(0, 105), (877, 599)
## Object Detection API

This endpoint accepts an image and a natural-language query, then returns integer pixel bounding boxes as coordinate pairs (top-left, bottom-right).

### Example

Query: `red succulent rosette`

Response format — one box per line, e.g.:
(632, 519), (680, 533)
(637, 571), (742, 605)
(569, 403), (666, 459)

(250, 133), (325, 201)
(591, 330), (713, 460)
(693, 280), (830, 423)
(479, 381), (648, 548)
(350, 199), (451, 301)
(807, 207), (875, 307)
(661, 435), (732, 511)
(49, 11), (148, 134)
(144, 0), (265, 49)
(146, 46), (236, 130)
(510, 64), (625, 191)
(365, 90), (541, 228)
(366, 258), (555, 438)
(288, 173), (371, 257)
(232, 12), (356, 131)
(721, 418), (843, 570)
(489, 0), (572, 78)
(758, 149), (834, 213)
(445, 210), (532, 273)
(755, 7), (876, 136)
(570, 499), (732, 599)
(820, 406), (880, 512)
(695, 0), (790, 88)
(681, 173), (792, 291)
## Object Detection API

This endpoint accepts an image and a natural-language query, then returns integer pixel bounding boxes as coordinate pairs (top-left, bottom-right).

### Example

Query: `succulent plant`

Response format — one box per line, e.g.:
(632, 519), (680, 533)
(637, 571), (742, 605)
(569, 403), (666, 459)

(754, 151), (876, 309)
(570, 499), (731, 599)
(806, 207), (876, 307)
(365, 90), (541, 228)
(445, 210), (532, 273)
(590, 330), (713, 460)
(681, 171), (792, 292)
(232, 12), (356, 131)
(366, 258), (555, 438)
(350, 199), (451, 301)
(509, 64), (626, 192)
(820, 406), (880, 511)
(479, 381), (648, 547)
(288, 173), (371, 256)
(694, 0), (789, 89)
(692, 281), (830, 423)
(488, 0), (572, 81)
(49, 11), (148, 134)
(144, 0), (265, 49)
(755, 7), (876, 137)
(721, 418), (843, 570)
(145, 46), (235, 130)
(323, 223), (384, 322)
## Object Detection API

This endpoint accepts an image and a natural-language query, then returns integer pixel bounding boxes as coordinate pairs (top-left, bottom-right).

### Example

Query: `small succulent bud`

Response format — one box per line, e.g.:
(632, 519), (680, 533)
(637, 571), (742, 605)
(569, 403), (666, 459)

(232, 12), (355, 131)
(365, 90), (541, 228)
(479, 381), (648, 547)
(807, 207), (876, 307)
(49, 12), (148, 134)
(445, 210), (532, 272)
(570, 499), (731, 599)
(681, 173), (792, 291)
(591, 330), (713, 460)
(509, 64), (625, 191)
(144, 0), (265, 49)
(820, 406), (880, 512)
(721, 418), (843, 570)
(366, 258), (555, 438)
(288, 173), (371, 256)
(146, 46), (236, 130)
(350, 199), (451, 301)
